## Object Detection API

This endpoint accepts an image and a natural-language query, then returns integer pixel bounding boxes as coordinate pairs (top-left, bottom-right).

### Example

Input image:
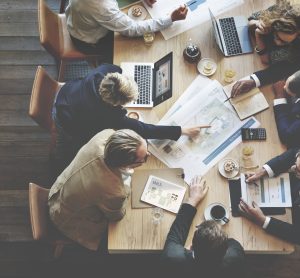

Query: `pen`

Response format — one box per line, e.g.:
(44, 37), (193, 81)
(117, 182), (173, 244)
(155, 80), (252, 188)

(245, 176), (259, 187)
(223, 96), (232, 103)
(199, 125), (211, 128)
(186, 0), (196, 7)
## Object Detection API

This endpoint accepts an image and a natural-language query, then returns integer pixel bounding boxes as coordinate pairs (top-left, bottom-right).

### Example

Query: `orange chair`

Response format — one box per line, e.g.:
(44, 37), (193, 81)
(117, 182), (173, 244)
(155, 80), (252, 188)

(29, 182), (72, 258)
(29, 66), (63, 133)
(38, 0), (98, 81)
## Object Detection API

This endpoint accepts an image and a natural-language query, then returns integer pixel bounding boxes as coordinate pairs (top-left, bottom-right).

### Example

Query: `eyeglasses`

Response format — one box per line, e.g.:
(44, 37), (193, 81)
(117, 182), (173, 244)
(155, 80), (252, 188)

(273, 32), (291, 45)
(131, 139), (150, 165)
(132, 151), (151, 164)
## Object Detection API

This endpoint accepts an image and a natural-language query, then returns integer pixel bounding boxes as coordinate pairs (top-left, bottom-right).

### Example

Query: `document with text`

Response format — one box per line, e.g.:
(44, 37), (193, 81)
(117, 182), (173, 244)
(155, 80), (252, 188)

(241, 173), (292, 207)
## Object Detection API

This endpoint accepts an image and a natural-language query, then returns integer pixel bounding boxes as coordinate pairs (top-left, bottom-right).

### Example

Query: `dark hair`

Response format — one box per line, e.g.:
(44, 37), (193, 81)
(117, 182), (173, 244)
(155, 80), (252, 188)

(288, 71), (300, 96)
(192, 220), (228, 264)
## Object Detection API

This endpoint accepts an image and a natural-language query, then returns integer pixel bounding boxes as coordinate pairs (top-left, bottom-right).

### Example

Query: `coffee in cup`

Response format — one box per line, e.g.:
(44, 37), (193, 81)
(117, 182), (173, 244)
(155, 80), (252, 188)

(210, 204), (229, 223)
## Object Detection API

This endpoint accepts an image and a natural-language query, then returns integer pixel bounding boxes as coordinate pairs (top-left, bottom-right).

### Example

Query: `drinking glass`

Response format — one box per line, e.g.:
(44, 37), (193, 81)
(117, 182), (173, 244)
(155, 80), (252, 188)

(151, 207), (164, 225)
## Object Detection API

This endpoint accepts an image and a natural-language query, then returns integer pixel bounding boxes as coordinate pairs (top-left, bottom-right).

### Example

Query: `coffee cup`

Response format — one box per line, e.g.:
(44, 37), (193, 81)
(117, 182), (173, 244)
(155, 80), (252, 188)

(210, 203), (229, 223)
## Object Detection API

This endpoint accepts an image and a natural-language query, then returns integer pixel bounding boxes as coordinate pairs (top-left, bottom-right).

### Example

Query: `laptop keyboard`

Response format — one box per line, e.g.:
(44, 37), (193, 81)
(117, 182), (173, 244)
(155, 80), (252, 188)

(219, 17), (243, 55)
(134, 65), (152, 105)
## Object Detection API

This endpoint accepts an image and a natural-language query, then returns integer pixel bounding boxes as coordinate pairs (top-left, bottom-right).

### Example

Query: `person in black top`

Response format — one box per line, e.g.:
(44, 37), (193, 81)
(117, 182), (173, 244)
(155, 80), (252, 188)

(161, 176), (245, 278)
(52, 64), (205, 175)
(239, 148), (300, 245)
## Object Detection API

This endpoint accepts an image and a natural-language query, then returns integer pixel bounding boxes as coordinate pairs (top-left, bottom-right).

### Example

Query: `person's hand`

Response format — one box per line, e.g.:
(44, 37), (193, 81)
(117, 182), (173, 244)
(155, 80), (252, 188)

(171, 5), (188, 22)
(181, 126), (211, 138)
(254, 20), (271, 35)
(239, 198), (266, 226)
(245, 168), (267, 183)
(231, 79), (256, 98)
(273, 80), (288, 99)
(144, 0), (156, 8)
(186, 175), (209, 207)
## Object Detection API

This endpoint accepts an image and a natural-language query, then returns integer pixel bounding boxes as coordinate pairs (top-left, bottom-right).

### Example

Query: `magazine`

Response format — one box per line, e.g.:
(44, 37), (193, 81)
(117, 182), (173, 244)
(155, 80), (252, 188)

(140, 175), (186, 213)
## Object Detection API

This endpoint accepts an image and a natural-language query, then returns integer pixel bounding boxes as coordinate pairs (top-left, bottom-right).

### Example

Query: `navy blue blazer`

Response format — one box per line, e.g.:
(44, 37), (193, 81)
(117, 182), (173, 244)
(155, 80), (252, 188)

(254, 60), (300, 87)
(161, 204), (245, 277)
(265, 148), (300, 244)
(55, 64), (181, 147)
(274, 100), (300, 148)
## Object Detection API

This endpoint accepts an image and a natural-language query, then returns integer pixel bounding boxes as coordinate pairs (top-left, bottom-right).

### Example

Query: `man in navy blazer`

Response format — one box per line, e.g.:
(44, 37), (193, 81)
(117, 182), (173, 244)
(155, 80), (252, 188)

(231, 60), (300, 97)
(161, 176), (245, 278)
(272, 71), (300, 148)
(239, 148), (300, 245)
(52, 64), (204, 174)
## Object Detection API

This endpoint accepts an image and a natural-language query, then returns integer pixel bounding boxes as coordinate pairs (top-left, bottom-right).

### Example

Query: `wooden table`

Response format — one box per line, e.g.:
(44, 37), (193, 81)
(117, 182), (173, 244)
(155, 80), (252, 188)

(108, 0), (294, 254)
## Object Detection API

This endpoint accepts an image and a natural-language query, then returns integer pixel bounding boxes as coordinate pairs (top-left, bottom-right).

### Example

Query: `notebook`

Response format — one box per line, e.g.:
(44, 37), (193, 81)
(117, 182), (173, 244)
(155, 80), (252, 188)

(223, 83), (269, 120)
(121, 52), (173, 108)
(208, 8), (252, 57)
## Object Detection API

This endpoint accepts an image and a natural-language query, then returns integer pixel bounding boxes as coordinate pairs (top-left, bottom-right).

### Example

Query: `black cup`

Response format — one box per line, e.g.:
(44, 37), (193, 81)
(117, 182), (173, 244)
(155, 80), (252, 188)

(210, 204), (229, 223)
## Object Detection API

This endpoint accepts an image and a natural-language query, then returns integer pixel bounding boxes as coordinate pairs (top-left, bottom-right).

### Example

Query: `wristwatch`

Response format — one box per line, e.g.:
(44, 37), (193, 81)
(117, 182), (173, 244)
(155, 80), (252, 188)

(254, 46), (267, 55)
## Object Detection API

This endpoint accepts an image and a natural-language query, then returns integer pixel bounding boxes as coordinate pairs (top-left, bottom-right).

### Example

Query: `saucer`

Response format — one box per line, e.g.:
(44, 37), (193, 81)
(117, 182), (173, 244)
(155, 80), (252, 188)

(204, 203), (230, 225)
(197, 58), (217, 76)
(128, 5), (147, 21)
(218, 158), (239, 179)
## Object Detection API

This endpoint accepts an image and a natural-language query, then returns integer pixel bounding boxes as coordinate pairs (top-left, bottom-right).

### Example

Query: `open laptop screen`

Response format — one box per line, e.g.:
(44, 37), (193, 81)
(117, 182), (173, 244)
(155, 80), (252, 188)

(153, 52), (173, 106)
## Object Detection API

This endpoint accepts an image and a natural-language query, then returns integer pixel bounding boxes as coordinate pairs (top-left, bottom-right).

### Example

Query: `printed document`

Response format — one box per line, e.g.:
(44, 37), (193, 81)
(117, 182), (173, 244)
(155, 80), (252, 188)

(241, 173), (292, 207)
(141, 175), (186, 213)
(143, 0), (244, 40)
(149, 79), (259, 183)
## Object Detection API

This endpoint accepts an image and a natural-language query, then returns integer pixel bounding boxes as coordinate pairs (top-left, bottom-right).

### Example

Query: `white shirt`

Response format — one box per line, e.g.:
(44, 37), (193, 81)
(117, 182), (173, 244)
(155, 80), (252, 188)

(66, 0), (173, 44)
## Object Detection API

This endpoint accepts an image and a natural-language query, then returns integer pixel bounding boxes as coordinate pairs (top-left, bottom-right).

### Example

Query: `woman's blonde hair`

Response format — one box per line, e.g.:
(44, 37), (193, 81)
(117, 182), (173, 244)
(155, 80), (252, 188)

(104, 129), (144, 168)
(260, 1), (300, 34)
(99, 73), (139, 106)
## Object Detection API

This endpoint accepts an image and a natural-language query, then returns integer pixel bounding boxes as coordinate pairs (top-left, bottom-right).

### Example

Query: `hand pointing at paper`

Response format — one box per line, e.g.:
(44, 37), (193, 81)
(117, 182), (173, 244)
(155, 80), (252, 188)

(181, 125), (211, 138)
(171, 5), (188, 22)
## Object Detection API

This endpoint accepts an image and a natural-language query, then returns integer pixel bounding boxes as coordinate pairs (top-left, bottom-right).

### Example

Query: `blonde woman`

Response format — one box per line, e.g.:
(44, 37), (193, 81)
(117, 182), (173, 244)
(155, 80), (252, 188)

(52, 64), (204, 175)
(248, 0), (300, 65)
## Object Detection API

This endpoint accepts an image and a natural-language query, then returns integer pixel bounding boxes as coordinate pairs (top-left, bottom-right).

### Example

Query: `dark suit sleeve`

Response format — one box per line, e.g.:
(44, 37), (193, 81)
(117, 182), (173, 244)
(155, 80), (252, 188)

(161, 204), (196, 262)
(254, 61), (300, 87)
(266, 148), (299, 175)
(274, 104), (300, 148)
(87, 64), (122, 77)
(115, 116), (182, 140)
(222, 239), (246, 278)
(266, 217), (300, 245)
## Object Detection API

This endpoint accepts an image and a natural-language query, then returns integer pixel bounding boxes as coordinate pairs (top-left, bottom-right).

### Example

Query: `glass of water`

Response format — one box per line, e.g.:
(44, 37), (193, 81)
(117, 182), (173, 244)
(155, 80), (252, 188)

(143, 32), (155, 46)
(151, 207), (164, 225)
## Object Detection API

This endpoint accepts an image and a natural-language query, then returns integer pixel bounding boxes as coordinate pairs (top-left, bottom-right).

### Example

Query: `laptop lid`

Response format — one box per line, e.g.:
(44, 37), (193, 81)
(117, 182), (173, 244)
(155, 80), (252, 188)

(152, 52), (173, 107)
(208, 8), (225, 55)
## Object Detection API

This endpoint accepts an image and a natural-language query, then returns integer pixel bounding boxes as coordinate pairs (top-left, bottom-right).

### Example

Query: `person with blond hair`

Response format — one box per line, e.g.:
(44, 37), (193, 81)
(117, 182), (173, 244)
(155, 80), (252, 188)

(52, 64), (203, 175)
(48, 129), (150, 251)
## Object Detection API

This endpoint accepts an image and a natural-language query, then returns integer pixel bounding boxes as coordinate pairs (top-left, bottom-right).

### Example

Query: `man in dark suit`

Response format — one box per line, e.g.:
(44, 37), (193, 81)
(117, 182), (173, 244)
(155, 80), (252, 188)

(239, 148), (300, 245)
(52, 64), (204, 174)
(271, 71), (300, 148)
(231, 60), (300, 97)
(161, 176), (245, 278)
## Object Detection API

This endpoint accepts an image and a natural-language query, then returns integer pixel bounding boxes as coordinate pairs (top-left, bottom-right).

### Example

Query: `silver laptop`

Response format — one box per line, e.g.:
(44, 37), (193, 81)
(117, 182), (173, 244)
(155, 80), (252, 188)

(121, 52), (173, 108)
(208, 8), (252, 57)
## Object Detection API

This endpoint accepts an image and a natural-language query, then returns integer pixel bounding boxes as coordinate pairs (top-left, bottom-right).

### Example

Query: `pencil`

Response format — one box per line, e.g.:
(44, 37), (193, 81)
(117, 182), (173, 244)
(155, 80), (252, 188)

(223, 96), (232, 103)
(186, 1), (196, 7)
(199, 125), (211, 128)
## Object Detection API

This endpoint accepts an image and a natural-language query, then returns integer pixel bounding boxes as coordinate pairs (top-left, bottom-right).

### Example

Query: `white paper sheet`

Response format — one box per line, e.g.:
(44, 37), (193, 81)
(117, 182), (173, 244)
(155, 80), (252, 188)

(241, 173), (292, 208)
(149, 78), (259, 184)
(143, 0), (244, 40)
